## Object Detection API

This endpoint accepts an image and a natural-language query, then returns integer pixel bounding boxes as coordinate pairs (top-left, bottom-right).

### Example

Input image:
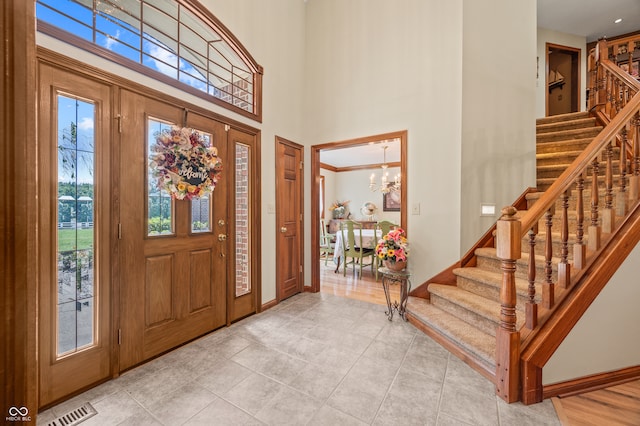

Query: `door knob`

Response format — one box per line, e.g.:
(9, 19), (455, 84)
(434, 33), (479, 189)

(218, 234), (227, 241)
(280, 227), (287, 233)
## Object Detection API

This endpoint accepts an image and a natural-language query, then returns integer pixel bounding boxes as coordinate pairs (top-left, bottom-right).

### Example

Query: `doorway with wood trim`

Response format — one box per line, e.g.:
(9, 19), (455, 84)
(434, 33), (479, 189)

(275, 137), (304, 301)
(310, 131), (408, 295)
(546, 43), (581, 116)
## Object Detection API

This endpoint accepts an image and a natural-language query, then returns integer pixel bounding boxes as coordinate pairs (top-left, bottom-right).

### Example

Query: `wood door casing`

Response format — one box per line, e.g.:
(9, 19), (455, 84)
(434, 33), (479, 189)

(276, 137), (304, 301)
(38, 63), (113, 407)
(118, 90), (226, 370)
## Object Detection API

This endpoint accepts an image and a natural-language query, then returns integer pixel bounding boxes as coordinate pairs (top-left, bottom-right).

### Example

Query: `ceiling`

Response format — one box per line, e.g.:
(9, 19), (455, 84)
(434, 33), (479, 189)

(320, 138), (400, 169)
(537, 0), (640, 43)
(321, 1), (640, 168)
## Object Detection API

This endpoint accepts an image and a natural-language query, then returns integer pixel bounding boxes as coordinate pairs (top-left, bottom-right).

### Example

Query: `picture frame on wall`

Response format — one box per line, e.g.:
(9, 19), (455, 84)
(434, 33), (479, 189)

(383, 187), (401, 212)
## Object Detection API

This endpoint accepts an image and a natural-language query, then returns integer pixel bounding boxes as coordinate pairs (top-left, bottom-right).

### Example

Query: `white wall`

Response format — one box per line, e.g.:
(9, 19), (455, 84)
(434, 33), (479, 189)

(324, 167), (401, 224)
(304, 0), (464, 285)
(536, 28), (587, 118)
(544, 241), (640, 384)
(460, 0), (538, 252)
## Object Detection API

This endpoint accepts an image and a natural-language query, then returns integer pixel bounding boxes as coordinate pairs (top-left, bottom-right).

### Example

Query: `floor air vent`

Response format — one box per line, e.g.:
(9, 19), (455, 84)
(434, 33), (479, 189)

(46, 402), (97, 426)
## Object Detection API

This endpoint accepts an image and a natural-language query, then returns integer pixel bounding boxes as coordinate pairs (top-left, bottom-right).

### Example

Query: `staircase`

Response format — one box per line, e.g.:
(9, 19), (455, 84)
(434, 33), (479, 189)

(405, 73), (640, 403)
(406, 111), (603, 377)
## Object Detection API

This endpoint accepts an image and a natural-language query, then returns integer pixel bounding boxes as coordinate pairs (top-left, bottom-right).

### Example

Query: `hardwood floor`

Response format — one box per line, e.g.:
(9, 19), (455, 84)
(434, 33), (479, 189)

(319, 258), (400, 306)
(552, 380), (640, 425)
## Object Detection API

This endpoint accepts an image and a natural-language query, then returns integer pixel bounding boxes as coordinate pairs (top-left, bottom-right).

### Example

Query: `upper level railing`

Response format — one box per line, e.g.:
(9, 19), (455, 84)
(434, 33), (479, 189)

(494, 38), (640, 404)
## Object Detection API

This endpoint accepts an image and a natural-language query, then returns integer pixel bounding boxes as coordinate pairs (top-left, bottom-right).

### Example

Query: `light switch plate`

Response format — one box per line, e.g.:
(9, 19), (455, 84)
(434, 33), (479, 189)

(411, 203), (420, 215)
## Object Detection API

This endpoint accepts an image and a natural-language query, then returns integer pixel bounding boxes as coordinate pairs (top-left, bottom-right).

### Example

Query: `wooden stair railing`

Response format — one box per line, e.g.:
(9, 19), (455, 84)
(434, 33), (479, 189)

(496, 38), (640, 404)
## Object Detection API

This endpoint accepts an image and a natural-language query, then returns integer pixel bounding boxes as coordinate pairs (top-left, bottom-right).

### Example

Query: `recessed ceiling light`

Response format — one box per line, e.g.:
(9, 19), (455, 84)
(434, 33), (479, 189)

(614, 18), (623, 24)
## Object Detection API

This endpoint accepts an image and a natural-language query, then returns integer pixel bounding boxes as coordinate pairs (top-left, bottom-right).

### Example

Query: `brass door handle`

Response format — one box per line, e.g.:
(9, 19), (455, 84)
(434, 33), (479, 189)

(218, 234), (227, 241)
(280, 227), (287, 233)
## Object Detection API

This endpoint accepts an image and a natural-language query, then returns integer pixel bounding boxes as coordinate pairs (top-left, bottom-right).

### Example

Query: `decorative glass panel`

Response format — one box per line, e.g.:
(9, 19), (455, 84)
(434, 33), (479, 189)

(56, 95), (96, 356)
(235, 143), (251, 297)
(36, 0), (260, 116)
(191, 195), (211, 233)
(147, 118), (175, 236)
(190, 130), (213, 233)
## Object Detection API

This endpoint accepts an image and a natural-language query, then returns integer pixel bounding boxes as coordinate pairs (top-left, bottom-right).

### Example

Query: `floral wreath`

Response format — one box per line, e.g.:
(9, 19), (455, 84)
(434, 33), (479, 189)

(149, 126), (223, 200)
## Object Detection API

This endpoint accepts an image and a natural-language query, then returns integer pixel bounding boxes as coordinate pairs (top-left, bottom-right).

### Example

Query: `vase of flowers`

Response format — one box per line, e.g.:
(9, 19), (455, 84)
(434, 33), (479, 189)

(375, 228), (409, 271)
(329, 200), (350, 219)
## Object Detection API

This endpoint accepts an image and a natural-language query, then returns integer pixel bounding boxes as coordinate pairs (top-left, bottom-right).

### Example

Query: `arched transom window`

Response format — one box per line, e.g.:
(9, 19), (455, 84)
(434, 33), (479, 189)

(36, 0), (263, 121)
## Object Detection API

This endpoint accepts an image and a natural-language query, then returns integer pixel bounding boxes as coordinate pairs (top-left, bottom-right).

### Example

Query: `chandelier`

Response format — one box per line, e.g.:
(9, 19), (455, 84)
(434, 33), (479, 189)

(369, 145), (400, 194)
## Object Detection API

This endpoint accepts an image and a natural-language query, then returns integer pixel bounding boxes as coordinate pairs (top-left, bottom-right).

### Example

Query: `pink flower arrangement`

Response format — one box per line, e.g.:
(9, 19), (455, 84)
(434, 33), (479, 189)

(375, 228), (409, 263)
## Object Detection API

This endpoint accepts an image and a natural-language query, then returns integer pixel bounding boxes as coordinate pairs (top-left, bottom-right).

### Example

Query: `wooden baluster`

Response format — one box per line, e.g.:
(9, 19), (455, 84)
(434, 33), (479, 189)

(617, 126), (628, 216)
(602, 141), (615, 233)
(574, 172), (587, 270)
(630, 113), (640, 203)
(495, 206), (521, 403)
(558, 191), (571, 288)
(588, 157), (601, 251)
(612, 78), (620, 118)
(605, 70), (613, 116)
(526, 227), (538, 329)
(543, 207), (554, 309)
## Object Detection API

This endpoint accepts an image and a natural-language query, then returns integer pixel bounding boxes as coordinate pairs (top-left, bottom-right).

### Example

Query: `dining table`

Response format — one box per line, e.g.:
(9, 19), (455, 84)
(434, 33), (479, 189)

(333, 228), (382, 272)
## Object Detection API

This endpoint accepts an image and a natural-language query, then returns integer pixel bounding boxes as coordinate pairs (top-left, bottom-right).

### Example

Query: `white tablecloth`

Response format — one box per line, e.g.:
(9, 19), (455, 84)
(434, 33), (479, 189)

(333, 229), (381, 264)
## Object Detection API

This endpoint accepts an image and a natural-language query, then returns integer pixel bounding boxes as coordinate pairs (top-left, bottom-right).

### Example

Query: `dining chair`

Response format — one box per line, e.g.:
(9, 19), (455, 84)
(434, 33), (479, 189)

(319, 218), (335, 265)
(374, 220), (399, 280)
(340, 220), (375, 277)
(376, 220), (398, 236)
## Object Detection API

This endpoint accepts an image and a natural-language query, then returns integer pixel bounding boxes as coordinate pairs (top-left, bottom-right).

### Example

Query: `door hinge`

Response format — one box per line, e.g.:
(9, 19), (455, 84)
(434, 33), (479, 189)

(116, 114), (122, 133)
(300, 214), (303, 221)
(118, 223), (122, 239)
(225, 124), (230, 132)
(118, 329), (122, 345)
(299, 265), (303, 273)
(299, 161), (303, 170)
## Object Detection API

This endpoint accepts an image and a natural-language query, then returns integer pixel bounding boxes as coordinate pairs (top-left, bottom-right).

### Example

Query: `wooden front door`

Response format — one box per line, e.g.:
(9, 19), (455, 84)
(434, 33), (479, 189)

(118, 90), (227, 370)
(276, 137), (304, 301)
(38, 63), (113, 407)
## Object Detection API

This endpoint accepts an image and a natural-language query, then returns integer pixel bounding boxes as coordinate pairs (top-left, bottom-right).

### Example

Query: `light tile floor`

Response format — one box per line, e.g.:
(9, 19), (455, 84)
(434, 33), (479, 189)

(38, 292), (561, 425)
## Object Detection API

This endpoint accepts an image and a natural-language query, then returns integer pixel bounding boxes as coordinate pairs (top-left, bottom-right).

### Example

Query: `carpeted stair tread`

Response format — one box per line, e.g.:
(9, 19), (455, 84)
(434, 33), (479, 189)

(536, 127), (602, 143)
(536, 117), (597, 134)
(428, 284), (528, 337)
(406, 296), (496, 370)
(536, 112), (590, 125)
(453, 267), (532, 301)
(475, 246), (558, 279)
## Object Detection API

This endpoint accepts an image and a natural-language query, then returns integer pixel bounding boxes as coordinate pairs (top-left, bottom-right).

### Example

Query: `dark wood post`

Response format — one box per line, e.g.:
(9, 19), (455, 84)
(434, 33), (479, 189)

(588, 158), (601, 251)
(617, 127), (628, 216)
(574, 172), (587, 269)
(558, 191), (571, 288)
(525, 227), (538, 329)
(602, 142), (615, 233)
(495, 206), (521, 403)
(543, 207), (555, 309)
(630, 113), (640, 203)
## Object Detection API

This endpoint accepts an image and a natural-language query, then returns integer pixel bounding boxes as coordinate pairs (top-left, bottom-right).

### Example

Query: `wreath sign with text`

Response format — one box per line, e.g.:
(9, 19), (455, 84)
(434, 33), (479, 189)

(149, 126), (223, 200)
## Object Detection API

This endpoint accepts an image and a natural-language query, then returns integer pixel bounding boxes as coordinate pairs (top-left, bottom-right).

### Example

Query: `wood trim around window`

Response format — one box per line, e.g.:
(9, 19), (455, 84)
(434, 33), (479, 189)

(1, 0), (39, 418)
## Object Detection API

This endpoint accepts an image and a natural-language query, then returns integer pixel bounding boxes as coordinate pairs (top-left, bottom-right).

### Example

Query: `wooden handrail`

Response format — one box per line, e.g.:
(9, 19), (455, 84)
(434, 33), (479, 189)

(520, 94), (640, 234)
(502, 38), (640, 404)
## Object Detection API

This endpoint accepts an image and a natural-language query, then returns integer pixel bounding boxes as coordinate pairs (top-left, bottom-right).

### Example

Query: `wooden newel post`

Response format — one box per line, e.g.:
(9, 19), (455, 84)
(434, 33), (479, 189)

(495, 206), (521, 402)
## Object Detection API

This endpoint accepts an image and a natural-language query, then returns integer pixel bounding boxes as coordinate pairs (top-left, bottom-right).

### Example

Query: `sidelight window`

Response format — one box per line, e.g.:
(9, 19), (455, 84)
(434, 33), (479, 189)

(56, 95), (97, 356)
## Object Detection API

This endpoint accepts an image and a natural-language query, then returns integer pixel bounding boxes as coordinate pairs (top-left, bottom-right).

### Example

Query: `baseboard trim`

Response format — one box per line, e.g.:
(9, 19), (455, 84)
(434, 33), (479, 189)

(544, 365), (640, 399)
(261, 299), (278, 311)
